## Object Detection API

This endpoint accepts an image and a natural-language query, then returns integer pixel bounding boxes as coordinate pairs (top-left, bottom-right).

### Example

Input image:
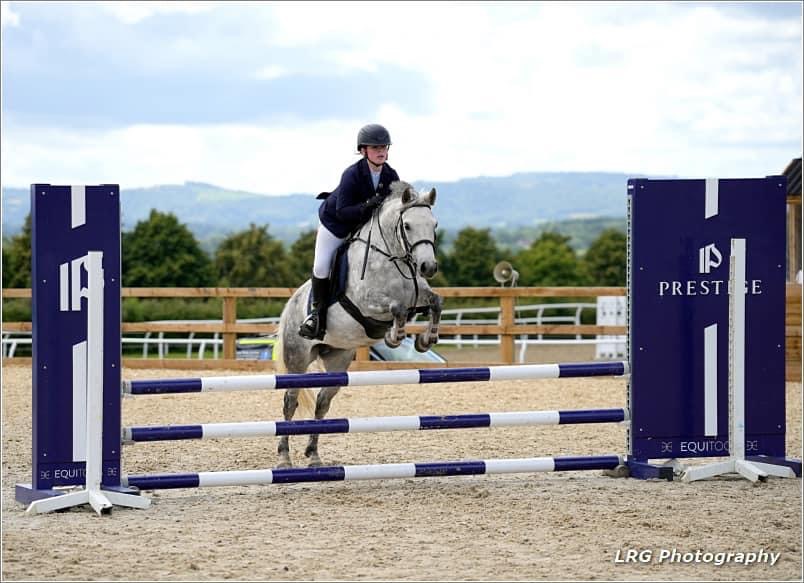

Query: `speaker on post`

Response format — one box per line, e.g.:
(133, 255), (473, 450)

(493, 261), (519, 287)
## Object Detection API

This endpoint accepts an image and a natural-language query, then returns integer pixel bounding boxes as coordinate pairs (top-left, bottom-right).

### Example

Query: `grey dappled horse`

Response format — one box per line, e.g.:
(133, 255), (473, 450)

(276, 181), (442, 467)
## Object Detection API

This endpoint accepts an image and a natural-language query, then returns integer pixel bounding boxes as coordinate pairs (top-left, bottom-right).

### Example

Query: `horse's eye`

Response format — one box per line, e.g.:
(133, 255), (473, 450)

(404, 223), (411, 231)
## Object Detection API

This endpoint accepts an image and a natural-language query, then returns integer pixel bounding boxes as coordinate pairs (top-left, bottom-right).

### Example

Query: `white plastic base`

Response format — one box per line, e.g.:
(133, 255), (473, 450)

(26, 487), (151, 516)
(681, 459), (796, 483)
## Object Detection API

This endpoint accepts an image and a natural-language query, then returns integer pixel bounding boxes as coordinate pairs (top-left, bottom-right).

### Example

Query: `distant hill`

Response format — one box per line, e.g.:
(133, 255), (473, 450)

(2, 172), (646, 247)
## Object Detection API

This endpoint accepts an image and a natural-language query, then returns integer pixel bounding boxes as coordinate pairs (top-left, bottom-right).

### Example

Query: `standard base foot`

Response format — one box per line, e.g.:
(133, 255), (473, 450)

(25, 487), (150, 516)
(681, 459), (797, 483)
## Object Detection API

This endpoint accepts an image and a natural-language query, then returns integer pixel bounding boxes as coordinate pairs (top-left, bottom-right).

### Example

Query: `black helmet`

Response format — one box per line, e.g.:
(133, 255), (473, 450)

(357, 124), (392, 151)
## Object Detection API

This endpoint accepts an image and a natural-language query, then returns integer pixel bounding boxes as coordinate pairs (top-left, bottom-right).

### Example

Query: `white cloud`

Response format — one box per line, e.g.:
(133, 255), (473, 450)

(1, 2), (801, 192)
(253, 64), (287, 81)
(97, 1), (214, 25)
(1, 121), (358, 194)
(1, 2), (20, 28)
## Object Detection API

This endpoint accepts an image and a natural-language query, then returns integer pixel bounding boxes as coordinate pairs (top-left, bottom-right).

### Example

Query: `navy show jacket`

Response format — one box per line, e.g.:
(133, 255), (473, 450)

(318, 157), (400, 238)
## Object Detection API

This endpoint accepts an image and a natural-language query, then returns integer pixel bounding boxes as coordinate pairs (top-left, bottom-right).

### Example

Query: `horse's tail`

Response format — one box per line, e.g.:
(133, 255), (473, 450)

(276, 291), (317, 419)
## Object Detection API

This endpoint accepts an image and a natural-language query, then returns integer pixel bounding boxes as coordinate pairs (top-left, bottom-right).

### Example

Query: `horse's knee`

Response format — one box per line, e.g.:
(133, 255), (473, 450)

(389, 301), (406, 319)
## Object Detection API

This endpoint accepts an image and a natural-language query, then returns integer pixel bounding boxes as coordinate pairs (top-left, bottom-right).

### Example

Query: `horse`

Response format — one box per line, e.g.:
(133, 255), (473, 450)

(276, 180), (442, 468)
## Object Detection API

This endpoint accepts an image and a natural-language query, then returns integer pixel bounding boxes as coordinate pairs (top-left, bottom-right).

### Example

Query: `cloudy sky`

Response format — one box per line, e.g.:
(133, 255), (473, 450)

(1, 1), (801, 195)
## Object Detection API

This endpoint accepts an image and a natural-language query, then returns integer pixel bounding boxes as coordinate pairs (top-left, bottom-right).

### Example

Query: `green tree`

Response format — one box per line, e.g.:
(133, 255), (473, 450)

(444, 227), (501, 286)
(3, 215), (32, 288)
(1, 239), (8, 288)
(122, 210), (214, 286)
(214, 224), (292, 287)
(515, 231), (588, 286)
(583, 228), (627, 286)
(287, 229), (317, 285)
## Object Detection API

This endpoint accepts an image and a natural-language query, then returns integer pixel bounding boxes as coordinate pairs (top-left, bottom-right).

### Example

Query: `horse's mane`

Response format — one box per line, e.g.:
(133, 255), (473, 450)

(388, 180), (414, 200)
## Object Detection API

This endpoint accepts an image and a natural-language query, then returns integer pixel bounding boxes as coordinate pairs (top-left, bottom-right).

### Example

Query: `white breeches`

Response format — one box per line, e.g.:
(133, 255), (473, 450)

(312, 224), (347, 279)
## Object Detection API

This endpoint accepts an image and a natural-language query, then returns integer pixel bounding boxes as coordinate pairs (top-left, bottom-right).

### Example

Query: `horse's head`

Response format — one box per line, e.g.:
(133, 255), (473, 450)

(380, 181), (439, 279)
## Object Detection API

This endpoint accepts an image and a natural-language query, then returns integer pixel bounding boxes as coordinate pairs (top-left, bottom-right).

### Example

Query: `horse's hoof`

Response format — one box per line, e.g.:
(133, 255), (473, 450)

(384, 336), (401, 349)
(276, 458), (293, 469)
(414, 335), (430, 353)
(307, 456), (323, 468)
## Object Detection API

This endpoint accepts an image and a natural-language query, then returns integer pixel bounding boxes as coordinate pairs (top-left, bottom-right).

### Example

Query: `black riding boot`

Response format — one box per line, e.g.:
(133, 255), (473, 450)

(298, 276), (330, 340)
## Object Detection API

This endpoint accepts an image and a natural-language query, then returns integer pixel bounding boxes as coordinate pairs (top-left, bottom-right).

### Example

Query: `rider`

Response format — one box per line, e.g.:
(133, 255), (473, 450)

(298, 123), (400, 340)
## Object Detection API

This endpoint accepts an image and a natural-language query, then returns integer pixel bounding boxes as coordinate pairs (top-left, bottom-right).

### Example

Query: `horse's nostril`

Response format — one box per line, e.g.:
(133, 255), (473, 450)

(421, 262), (437, 278)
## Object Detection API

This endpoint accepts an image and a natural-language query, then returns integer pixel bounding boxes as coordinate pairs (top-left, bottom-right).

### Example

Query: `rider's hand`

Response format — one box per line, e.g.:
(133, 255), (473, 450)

(364, 194), (384, 210)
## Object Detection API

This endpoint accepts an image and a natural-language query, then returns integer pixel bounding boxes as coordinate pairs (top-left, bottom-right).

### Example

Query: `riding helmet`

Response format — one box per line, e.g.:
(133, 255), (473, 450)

(357, 124), (392, 151)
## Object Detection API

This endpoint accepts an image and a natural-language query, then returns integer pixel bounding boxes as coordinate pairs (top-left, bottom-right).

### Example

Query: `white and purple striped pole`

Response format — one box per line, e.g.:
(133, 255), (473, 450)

(123, 361), (629, 395)
(123, 408), (628, 443)
(123, 455), (623, 490)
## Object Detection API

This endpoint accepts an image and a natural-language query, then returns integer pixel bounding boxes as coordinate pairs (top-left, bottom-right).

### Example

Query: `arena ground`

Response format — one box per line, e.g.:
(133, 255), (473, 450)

(2, 351), (801, 580)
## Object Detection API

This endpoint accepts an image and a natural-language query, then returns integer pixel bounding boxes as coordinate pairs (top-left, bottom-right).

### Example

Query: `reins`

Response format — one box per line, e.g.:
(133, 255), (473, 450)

(350, 200), (436, 310)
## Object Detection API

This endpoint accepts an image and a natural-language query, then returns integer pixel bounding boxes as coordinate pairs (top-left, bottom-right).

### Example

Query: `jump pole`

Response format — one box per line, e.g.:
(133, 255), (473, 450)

(123, 455), (624, 490)
(123, 361), (629, 395)
(123, 408), (629, 442)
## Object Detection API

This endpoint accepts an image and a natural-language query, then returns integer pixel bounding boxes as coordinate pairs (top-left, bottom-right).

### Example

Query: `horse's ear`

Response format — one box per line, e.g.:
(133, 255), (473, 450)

(401, 186), (415, 205)
(425, 187), (436, 206)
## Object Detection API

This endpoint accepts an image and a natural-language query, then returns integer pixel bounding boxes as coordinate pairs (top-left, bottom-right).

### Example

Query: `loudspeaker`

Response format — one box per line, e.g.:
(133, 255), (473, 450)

(493, 261), (519, 287)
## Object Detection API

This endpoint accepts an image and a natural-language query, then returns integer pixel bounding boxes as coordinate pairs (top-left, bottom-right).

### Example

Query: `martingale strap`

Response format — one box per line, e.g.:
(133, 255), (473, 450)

(337, 294), (393, 339)
(336, 295), (431, 339)
(338, 199), (435, 337)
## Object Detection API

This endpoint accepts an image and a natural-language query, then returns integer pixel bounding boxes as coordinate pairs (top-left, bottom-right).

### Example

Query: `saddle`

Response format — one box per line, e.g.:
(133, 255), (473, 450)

(305, 241), (394, 339)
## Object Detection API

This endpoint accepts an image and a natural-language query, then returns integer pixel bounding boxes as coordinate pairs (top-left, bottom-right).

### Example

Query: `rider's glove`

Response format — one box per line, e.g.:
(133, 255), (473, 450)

(364, 194), (384, 210)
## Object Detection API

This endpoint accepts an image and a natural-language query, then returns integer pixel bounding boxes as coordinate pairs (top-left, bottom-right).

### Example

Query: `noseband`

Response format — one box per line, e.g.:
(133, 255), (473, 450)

(395, 202), (437, 259)
(351, 199), (437, 297)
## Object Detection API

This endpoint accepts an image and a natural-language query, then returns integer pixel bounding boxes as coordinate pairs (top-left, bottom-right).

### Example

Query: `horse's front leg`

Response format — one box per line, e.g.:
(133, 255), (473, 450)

(384, 300), (408, 348)
(415, 292), (443, 352)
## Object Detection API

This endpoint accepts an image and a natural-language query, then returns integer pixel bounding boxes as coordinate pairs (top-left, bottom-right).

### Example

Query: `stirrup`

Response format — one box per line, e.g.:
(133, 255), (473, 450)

(299, 312), (324, 340)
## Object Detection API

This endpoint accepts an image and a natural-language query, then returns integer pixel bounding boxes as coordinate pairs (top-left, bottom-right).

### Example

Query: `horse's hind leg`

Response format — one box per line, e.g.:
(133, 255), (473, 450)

(305, 348), (355, 467)
(277, 389), (301, 468)
(304, 387), (340, 467)
(276, 307), (317, 468)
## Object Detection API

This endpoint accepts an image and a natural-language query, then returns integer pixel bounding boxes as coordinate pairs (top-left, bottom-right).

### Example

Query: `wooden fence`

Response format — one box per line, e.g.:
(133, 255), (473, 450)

(3, 285), (801, 379)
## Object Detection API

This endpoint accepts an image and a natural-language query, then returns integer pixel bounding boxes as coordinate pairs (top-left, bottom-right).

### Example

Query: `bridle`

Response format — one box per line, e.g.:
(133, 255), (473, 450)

(388, 202), (437, 265)
(351, 199), (437, 309)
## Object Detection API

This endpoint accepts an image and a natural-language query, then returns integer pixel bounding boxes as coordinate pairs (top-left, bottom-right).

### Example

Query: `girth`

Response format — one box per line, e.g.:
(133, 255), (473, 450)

(337, 295), (394, 340)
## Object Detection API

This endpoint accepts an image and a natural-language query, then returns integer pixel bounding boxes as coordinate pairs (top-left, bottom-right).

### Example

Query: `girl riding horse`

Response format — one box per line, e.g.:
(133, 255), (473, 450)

(299, 124), (400, 340)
